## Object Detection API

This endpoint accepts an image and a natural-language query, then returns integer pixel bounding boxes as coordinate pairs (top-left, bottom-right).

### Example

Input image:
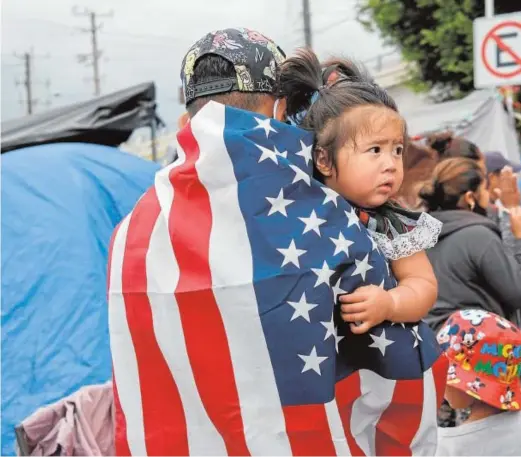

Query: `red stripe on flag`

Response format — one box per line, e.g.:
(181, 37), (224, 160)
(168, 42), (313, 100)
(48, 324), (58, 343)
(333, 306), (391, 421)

(170, 124), (250, 456)
(335, 372), (365, 456)
(374, 378), (423, 456)
(432, 353), (449, 409)
(122, 189), (189, 455)
(282, 405), (336, 456)
(113, 374), (132, 456)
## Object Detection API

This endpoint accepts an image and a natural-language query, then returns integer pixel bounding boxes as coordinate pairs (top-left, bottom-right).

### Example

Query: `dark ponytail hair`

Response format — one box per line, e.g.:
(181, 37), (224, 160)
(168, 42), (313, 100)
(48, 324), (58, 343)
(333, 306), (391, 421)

(278, 50), (405, 181)
(426, 132), (482, 162)
(419, 157), (485, 212)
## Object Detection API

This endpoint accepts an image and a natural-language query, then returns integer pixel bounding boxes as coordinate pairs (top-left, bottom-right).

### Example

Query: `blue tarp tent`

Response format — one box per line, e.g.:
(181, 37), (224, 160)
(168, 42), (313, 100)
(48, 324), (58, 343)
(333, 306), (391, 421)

(1, 143), (159, 455)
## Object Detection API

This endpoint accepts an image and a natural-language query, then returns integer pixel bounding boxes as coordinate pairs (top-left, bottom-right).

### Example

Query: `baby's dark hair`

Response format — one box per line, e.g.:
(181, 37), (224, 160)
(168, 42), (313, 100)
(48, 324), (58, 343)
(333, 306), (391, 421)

(419, 157), (484, 211)
(278, 50), (405, 181)
(426, 132), (482, 162)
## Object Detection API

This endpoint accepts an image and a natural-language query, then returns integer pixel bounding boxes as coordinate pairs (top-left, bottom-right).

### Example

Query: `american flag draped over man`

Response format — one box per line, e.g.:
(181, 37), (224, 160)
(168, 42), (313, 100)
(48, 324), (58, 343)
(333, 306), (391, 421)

(108, 101), (448, 456)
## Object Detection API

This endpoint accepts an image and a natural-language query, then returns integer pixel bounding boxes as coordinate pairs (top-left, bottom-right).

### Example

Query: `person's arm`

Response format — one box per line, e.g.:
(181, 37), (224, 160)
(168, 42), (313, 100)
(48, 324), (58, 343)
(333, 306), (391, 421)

(498, 212), (521, 261)
(494, 166), (521, 262)
(387, 251), (438, 322)
(339, 251), (437, 333)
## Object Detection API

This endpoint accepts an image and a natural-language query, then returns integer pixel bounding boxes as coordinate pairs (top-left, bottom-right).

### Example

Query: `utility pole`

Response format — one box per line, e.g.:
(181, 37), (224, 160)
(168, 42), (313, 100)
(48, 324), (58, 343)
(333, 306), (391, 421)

(73, 6), (113, 96)
(14, 51), (37, 115)
(302, 0), (312, 48)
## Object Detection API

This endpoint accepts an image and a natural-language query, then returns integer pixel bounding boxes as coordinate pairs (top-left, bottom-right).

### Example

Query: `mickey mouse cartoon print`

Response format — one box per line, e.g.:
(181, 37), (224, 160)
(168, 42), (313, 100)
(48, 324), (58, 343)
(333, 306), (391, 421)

(447, 363), (460, 384)
(500, 387), (520, 410)
(438, 309), (521, 411)
(466, 377), (486, 399)
(459, 309), (489, 326)
(454, 327), (485, 370)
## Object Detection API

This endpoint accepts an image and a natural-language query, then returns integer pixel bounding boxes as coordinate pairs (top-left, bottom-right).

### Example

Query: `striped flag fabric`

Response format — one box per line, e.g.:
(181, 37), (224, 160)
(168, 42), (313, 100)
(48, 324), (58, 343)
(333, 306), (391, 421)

(108, 101), (448, 456)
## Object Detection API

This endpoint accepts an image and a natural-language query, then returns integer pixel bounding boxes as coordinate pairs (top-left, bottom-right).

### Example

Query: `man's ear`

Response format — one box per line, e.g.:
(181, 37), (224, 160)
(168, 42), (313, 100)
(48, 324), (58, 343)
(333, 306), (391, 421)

(275, 98), (287, 122)
(315, 146), (333, 177)
(178, 112), (189, 129)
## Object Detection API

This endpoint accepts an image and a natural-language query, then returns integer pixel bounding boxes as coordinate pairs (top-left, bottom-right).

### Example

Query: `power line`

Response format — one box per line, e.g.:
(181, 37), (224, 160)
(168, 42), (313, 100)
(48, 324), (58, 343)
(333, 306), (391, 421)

(313, 15), (356, 36)
(73, 6), (113, 97)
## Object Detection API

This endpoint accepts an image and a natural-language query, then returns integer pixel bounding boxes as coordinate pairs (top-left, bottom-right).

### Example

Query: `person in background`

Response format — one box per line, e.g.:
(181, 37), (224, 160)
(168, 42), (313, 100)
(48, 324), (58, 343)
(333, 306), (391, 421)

(426, 132), (486, 171)
(485, 152), (521, 258)
(435, 310), (521, 456)
(395, 140), (438, 210)
(421, 157), (521, 332)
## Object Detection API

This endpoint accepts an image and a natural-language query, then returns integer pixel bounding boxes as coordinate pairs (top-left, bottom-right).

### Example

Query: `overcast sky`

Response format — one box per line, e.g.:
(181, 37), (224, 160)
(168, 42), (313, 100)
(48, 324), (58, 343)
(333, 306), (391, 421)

(1, 0), (389, 127)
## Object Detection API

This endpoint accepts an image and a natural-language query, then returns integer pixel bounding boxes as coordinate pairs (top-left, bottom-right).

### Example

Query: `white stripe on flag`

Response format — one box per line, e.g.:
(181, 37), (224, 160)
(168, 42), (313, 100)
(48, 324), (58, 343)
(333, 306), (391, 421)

(410, 367), (438, 456)
(146, 206), (228, 455)
(350, 369), (396, 456)
(191, 102), (293, 455)
(108, 215), (147, 456)
(325, 399), (352, 456)
(155, 144), (185, 216)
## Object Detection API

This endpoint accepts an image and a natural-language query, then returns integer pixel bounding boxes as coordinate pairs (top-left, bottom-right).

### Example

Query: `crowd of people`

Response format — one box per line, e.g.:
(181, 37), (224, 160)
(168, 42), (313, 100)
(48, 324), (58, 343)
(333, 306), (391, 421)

(108, 27), (521, 456)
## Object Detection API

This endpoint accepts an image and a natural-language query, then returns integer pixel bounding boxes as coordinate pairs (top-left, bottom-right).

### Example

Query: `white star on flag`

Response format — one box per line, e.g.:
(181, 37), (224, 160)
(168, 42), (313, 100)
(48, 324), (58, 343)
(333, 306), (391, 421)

(379, 279), (385, 289)
(330, 232), (354, 256)
(332, 277), (347, 302)
(369, 329), (395, 356)
(299, 210), (326, 235)
(321, 313), (344, 353)
(277, 239), (307, 268)
(266, 189), (294, 216)
(322, 186), (339, 206)
(290, 164), (311, 186)
(311, 261), (335, 287)
(254, 117), (277, 137)
(391, 321), (406, 328)
(295, 140), (313, 166)
(368, 235), (378, 251)
(256, 143), (279, 164)
(345, 207), (360, 229)
(275, 147), (287, 159)
(298, 346), (328, 375)
(411, 325), (423, 348)
(351, 254), (374, 280)
(287, 292), (318, 322)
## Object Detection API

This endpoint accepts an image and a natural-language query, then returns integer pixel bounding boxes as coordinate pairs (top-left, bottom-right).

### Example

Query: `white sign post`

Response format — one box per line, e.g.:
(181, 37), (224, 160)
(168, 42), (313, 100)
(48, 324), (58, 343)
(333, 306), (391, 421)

(473, 12), (521, 89)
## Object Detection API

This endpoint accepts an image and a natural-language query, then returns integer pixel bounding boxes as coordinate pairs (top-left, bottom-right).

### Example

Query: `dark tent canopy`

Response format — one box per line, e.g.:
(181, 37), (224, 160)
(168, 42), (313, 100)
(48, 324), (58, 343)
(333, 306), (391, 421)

(1, 82), (162, 153)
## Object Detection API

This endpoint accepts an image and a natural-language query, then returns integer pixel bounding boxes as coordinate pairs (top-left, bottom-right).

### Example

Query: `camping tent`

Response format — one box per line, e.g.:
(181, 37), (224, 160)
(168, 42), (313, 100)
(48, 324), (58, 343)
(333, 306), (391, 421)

(402, 89), (520, 163)
(1, 143), (159, 455)
(1, 82), (162, 154)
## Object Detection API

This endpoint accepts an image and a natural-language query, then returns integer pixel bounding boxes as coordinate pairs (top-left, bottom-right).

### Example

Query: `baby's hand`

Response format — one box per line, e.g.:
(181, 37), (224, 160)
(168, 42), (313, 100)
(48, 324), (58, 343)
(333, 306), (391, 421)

(339, 285), (395, 334)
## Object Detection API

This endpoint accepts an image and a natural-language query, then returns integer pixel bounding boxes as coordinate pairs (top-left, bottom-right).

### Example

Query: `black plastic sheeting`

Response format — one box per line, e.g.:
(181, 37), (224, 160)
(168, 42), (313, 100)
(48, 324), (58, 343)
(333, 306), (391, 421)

(1, 82), (163, 153)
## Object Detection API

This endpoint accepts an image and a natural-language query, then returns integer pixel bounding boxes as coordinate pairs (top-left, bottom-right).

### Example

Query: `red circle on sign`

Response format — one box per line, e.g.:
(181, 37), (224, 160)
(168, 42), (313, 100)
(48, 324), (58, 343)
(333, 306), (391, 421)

(481, 20), (521, 78)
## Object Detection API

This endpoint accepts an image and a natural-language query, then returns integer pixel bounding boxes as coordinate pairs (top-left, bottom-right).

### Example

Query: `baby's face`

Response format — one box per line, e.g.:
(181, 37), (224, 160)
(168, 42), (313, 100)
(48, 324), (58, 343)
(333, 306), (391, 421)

(326, 105), (405, 208)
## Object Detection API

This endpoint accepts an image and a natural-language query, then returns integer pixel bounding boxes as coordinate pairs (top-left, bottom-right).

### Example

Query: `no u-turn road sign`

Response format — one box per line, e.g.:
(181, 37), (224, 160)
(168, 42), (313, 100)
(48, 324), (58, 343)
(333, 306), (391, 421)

(474, 13), (521, 88)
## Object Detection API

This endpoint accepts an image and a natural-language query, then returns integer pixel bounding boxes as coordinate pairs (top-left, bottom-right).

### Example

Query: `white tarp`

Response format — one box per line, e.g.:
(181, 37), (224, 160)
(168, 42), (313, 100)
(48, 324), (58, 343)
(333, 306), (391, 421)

(402, 89), (520, 163)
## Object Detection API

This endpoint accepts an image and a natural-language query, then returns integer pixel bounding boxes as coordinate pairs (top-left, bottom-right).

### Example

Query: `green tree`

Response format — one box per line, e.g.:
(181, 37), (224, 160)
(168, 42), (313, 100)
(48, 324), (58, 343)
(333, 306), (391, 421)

(357, 0), (520, 100)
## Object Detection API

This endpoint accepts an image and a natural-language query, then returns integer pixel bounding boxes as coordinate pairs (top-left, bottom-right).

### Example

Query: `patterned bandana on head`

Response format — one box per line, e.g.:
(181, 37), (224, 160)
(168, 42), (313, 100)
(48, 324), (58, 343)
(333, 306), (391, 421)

(180, 28), (286, 105)
(437, 309), (521, 411)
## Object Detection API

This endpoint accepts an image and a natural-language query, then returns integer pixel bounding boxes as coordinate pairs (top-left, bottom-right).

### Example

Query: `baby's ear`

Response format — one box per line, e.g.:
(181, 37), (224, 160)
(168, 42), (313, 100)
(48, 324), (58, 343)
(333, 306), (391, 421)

(314, 146), (333, 177)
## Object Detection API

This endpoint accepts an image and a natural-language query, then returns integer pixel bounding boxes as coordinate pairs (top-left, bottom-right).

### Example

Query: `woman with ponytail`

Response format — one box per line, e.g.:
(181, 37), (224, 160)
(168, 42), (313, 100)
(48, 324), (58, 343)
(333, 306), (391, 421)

(421, 157), (521, 331)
